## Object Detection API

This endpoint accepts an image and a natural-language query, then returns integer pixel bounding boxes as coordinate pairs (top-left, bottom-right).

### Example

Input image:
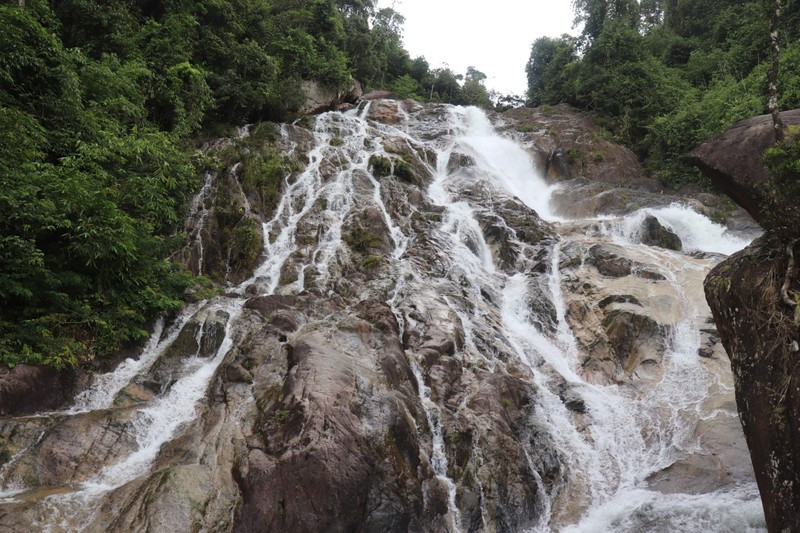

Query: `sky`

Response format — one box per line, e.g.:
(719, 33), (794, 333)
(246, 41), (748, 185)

(377, 0), (577, 97)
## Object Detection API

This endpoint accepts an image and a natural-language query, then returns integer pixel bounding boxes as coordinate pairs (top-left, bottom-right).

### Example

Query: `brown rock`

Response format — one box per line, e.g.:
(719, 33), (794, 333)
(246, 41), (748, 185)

(367, 99), (403, 124)
(603, 310), (666, 376)
(0, 365), (76, 416)
(705, 236), (800, 532)
(688, 109), (800, 222)
(299, 78), (363, 116)
(361, 91), (393, 101)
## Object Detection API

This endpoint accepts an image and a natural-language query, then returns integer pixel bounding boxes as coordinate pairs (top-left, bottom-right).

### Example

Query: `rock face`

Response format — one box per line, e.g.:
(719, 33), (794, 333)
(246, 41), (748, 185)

(705, 237), (800, 532)
(0, 365), (80, 415)
(693, 110), (800, 532)
(688, 109), (800, 222)
(299, 78), (363, 116)
(0, 100), (761, 532)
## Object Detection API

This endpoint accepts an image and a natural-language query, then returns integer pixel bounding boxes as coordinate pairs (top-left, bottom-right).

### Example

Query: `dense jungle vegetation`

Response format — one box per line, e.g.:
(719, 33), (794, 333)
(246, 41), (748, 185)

(526, 0), (800, 190)
(0, 0), (494, 368)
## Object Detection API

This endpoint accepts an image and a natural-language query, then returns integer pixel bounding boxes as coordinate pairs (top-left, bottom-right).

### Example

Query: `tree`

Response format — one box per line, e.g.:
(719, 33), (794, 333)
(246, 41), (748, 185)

(526, 35), (576, 106)
(767, 0), (785, 143)
(462, 66), (492, 108)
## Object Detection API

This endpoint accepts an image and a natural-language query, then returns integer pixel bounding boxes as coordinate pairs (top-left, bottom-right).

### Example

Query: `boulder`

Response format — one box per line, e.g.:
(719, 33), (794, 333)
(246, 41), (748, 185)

(602, 310), (666, 376)
(367, 99), (404, 124)
(705, 236), (800, 531)
(0, 365), (76, 416)
(3, 408), (139, 487)
(639, 215), (682, 251)
(688, 109), (800, 222)
(298, 78), (363, 116)
(361, 90), (393, 101)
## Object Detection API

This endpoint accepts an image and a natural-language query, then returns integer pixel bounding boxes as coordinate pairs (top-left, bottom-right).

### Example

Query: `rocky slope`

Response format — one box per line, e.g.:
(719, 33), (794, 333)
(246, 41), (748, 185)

(0, 100), (763, 531)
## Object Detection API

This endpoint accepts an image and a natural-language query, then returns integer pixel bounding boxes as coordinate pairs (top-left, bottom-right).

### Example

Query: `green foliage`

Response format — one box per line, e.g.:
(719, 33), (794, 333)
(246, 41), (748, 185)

(390, 74), (422, 100)
(527, 0), (800, 189)
(461, 66), (492, 108)
(231, 217), (264, 274)
(566, 148), (582, 164)
(240, 147), (292, 218)
(362, 254), (383, 269)
(345, 221), (382, 252)
(526, 35), (577, 106)
(393, 158), (417, 183)
(369, 155), (393, 177)
(0, 0), (497, 369)
(761, 136), (800, 242)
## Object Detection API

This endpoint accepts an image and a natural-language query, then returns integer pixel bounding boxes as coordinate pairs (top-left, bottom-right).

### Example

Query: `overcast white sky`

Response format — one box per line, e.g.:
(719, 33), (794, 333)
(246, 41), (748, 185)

(377, 1), (577, 96)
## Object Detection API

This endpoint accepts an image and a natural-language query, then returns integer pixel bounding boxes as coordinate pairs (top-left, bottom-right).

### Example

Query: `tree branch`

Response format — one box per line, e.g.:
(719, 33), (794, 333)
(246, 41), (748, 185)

(781, 238), (798, 307)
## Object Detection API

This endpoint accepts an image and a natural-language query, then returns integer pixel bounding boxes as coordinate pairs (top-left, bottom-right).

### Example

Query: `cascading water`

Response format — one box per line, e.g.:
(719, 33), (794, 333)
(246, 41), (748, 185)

(447, 106), (764, 531)
(0, 100), (766, 532)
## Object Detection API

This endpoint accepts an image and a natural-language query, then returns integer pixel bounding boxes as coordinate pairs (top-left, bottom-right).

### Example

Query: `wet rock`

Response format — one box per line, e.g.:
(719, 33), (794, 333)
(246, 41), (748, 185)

(586, 244), (634, 278)
(0, 365), (77, 416)
(598, 294), (642, 308)
(236, 314), (431, 532)
(361, 90), (393, 101)
(107, 465), (213, 532)
(499, 104), (646, 187)
(547, 148), (579, 181)
(603, 310), (666, 377)
(367, 99), (404, 124)
(446, 151), (476, 173)
(558, 384), (587, 414)
(698, 328), (721, 358)
(705, 236), (800, 531)
(138, 307), (230, 393)
(647, 408), (753, 495)
(113, 383), (155, 408)
(550, 182), (694, 219)
(245, 295), (304, 334)
(585, 244), (666, 280)
(639, 215), (682, 251)
(3, 409), (138, 487)
(688, 109), (800, 222)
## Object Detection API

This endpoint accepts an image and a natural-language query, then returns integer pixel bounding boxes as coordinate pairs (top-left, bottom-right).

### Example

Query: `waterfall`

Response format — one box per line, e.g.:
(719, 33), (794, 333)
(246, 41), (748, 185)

(0, 101), (766, 532)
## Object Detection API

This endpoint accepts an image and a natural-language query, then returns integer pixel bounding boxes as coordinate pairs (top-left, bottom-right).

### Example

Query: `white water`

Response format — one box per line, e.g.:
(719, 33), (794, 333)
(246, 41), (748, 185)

(410, 359), (463, 533)
(0, 101), (764, 531)
(182, 170), (217, 275)
(457, 107), (559, 221)
(0, 110), (373, 520)
(394, 104), (762, 531)
(609, 204), (751, 255)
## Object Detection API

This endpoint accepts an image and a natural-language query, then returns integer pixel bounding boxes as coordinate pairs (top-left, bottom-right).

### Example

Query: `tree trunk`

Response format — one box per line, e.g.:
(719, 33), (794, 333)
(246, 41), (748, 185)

(768, 0), (785, 144)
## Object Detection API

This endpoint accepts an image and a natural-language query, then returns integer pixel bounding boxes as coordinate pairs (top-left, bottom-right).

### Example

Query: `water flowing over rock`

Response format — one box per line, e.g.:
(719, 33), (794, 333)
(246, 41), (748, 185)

(0, 100), (765, 532)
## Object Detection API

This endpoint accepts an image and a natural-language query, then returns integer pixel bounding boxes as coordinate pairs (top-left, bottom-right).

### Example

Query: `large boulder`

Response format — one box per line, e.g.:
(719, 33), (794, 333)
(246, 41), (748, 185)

(705, 237), (800, 532)
(298, 78), (363, 116)
(688, 109), (800, 222)
(639, 215), (682, 251)
(0, 365), (77, 415)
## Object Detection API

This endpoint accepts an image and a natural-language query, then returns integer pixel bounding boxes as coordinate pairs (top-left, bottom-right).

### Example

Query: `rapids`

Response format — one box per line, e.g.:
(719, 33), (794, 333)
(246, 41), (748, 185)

(0, 100), (765, 532)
